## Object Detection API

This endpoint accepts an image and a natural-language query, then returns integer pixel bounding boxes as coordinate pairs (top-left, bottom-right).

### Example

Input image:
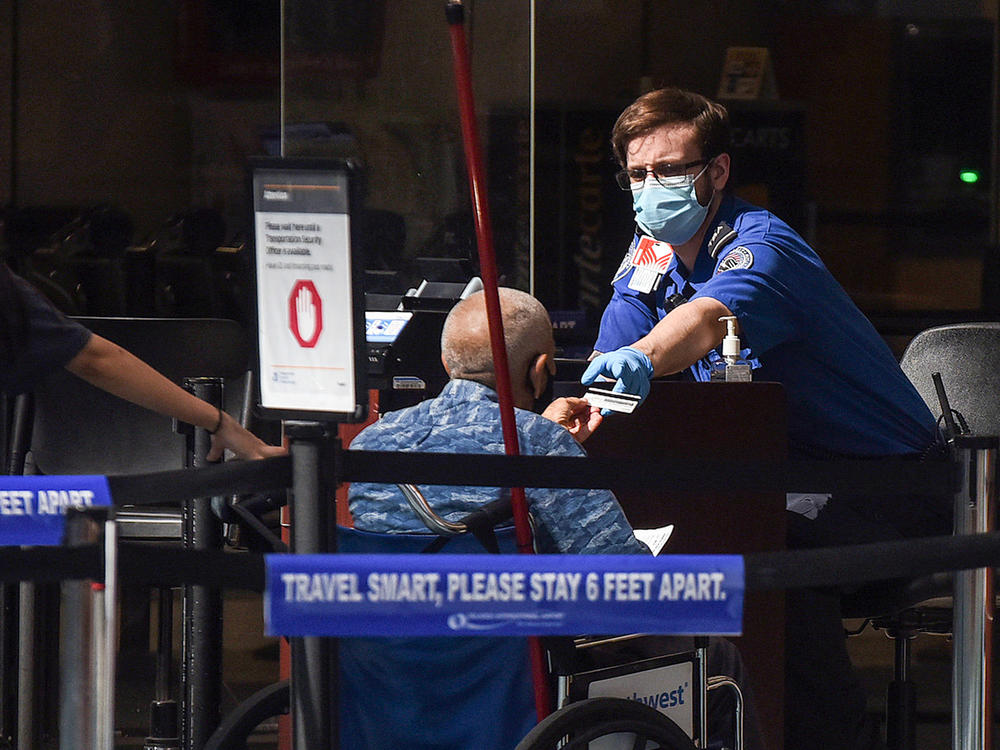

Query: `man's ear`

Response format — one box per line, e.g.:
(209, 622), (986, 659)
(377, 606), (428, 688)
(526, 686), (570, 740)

(441, 353), (452, 378)
(710, 152), (731, 191)
(529, 352), (553, 399)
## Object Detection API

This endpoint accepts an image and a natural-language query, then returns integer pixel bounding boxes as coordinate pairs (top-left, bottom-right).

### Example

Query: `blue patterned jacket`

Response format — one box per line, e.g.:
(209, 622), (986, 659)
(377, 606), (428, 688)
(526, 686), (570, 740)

(348, 379), (647, 554)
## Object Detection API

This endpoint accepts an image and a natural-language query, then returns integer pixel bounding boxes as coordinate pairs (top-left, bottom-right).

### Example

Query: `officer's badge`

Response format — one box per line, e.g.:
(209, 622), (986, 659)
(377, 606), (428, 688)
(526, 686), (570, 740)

(716, 246), (754, 273)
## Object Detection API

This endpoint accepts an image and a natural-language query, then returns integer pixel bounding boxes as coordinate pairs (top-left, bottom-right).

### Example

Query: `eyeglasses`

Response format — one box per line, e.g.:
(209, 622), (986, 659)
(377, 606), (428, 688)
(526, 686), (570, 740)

(615, 158), (711, 191)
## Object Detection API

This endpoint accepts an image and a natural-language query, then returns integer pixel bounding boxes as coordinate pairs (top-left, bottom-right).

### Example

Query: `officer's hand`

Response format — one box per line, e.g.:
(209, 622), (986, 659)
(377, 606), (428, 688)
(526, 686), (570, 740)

(580, 346), (654, 414)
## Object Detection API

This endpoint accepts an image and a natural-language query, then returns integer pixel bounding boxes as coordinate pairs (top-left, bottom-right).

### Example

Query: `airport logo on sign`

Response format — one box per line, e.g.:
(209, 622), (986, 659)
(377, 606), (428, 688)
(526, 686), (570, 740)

(289, 279), (323, 348)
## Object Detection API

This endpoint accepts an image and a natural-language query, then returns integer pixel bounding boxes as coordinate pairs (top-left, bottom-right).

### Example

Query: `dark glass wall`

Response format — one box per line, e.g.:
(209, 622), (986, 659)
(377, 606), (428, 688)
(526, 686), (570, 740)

(1, 1), (996, 337)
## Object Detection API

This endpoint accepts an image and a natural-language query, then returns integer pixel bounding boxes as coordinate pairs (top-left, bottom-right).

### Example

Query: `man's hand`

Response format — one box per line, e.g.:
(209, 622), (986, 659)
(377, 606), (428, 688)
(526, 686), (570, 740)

(541, 397), (603, 443)
(580, 345), (653, 414)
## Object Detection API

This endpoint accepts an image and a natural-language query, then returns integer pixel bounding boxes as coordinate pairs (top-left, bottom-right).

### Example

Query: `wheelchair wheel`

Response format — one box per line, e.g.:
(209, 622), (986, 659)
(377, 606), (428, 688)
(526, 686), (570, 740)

(203, 679), (289, 750)
(515, 697), (697, 750)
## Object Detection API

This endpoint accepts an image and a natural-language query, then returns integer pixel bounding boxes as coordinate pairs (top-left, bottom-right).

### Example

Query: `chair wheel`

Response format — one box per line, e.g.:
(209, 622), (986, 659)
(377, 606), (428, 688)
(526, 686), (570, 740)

(515, 697), (697, 750)
(202, 679), (288, 750)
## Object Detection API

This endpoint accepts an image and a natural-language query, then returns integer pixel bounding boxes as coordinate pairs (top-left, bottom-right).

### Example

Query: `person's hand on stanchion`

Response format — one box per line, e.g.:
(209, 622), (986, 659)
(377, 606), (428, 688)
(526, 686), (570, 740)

(581, 346), (654, 415)
(207, 409), (287, 462)
(541, 397), (603, 444)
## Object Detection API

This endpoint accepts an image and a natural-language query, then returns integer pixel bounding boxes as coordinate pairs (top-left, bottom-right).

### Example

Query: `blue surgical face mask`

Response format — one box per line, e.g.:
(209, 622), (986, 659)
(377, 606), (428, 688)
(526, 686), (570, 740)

(631, 163), (712, 245)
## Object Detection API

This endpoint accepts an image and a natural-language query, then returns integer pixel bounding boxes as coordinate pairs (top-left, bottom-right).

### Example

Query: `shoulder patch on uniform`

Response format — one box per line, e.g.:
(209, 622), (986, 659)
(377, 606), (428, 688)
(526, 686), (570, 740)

(716, 246), (754, 273)
(611, 249), (633, 283)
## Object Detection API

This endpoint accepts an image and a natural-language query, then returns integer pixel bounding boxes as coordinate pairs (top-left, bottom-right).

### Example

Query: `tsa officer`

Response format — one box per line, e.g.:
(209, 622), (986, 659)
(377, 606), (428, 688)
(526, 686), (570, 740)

(582, 86), (947, 750)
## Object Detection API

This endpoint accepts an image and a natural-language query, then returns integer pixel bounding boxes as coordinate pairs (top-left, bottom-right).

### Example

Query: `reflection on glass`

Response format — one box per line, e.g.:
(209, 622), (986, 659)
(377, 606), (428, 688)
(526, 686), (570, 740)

(3, 2), (997, 330)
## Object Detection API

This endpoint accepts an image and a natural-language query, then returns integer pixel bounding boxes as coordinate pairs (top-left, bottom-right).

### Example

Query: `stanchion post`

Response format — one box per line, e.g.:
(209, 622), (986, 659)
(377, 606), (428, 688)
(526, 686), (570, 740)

(16, 579), (35, 750)
(694, 635), (709, 749)
(180, 377), (225, 750)
(58, 509), (104, 749)
(1, 579), (16, 745)
(285, 420), (338, 750)
(9, 392), (34, 749)
(97, 512), (119, 750)
(951, 434), (996, 750)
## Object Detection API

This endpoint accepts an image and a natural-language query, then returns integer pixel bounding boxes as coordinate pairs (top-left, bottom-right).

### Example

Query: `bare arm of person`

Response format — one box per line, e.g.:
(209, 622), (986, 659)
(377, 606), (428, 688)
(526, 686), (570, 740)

(65, 334), (285, 461)
(632, 296), (733, 376)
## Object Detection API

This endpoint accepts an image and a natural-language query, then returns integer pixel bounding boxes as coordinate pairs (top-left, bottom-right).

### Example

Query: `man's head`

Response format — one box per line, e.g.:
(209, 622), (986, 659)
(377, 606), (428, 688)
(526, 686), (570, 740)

(611, 88), (732, 250)
(611, 87), (730, 168)
(441, 288), (556, 410)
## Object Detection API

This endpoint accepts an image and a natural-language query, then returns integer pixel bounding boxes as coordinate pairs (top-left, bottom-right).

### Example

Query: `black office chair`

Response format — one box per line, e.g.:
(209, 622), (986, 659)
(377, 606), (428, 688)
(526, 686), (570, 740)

(842, 321), (1000, 750)
(62, 255), (128, 316)
(901, 322), (1000, 438)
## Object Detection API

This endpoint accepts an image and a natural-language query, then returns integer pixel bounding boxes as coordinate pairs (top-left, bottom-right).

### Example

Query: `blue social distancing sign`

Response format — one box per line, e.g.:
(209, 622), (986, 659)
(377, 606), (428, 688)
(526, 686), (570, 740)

(0, 475), (112, 546)
(265, 553), (744, 637)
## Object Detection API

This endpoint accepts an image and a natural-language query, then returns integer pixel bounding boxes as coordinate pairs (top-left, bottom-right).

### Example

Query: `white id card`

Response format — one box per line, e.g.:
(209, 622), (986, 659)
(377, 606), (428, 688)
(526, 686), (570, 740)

(627, 265), (661, 294)
(584, 388), (642, 414)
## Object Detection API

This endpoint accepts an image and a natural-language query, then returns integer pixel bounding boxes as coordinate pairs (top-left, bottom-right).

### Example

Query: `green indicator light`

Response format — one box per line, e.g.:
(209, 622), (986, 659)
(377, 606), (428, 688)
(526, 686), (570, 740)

(959, 170), (980, 184)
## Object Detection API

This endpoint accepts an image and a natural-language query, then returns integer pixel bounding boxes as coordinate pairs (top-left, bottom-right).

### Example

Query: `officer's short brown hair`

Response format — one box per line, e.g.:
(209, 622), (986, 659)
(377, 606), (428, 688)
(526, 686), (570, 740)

(611, 87), (731, 167)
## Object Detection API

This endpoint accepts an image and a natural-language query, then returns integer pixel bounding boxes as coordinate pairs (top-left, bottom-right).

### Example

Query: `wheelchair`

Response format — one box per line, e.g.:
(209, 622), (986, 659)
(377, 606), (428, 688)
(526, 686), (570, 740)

(207, 484), (747, 750)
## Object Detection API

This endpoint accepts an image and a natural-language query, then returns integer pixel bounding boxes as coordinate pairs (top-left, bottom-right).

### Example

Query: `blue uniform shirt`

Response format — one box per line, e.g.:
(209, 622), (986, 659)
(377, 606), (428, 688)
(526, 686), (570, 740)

(595, 195), (938, 458)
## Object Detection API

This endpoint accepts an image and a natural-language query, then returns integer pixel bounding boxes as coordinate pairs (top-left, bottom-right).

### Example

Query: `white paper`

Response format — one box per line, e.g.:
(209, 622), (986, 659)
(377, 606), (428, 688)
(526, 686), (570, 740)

(634, 524), (674, 556)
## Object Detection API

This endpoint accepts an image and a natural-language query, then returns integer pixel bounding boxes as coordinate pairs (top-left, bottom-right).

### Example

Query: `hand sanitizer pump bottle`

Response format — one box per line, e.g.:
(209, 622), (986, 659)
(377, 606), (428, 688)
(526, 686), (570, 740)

(720, 316), (752, 382)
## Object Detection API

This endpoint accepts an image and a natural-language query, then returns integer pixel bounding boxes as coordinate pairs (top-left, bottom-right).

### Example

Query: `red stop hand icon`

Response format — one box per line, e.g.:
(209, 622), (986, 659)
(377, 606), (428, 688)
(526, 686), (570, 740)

(289, 280), (323, 347)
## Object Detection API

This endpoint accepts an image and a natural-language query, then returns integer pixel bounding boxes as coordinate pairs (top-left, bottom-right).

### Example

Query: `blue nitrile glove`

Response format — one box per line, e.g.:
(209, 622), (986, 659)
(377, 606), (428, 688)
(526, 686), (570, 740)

(581, 346), (654, 414)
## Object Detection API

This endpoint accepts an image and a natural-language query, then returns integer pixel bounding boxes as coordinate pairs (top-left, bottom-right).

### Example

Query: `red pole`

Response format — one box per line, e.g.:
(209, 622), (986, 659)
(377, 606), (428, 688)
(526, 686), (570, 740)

(445, 0), (551, 720)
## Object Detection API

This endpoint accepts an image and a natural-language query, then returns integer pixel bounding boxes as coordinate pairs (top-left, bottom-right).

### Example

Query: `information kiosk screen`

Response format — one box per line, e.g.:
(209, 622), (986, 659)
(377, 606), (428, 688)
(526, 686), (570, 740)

(365, 311), (412, 344)
(249, 158), (367, 421)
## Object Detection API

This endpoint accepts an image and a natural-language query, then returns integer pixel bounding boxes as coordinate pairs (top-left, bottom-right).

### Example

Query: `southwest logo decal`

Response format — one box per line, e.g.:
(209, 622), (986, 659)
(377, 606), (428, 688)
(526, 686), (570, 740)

(633, 236), (673, 270)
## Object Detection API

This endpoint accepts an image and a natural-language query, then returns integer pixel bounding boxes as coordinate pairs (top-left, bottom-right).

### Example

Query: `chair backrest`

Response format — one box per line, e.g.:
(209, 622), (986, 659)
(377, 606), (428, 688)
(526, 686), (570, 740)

(336, 525), (536, 750)
(900, 322), (1000, 437)
(29, 317), (248, 475)
(63, 256), (127, 316)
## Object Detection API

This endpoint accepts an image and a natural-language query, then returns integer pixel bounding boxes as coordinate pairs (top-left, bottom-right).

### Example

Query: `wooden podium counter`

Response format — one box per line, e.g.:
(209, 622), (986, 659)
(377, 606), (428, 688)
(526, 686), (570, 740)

(584, 380), (787, 750)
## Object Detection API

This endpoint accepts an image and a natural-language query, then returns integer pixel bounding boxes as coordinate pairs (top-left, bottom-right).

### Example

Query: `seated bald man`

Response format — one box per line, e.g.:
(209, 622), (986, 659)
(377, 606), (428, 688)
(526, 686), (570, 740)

(349, 286), (646, 553)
